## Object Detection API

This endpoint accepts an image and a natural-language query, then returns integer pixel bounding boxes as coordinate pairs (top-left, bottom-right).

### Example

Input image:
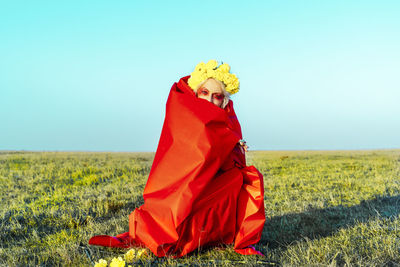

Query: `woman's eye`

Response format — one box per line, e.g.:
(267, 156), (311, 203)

(213, 94), (224, 100)
(200, 90), (209, 95)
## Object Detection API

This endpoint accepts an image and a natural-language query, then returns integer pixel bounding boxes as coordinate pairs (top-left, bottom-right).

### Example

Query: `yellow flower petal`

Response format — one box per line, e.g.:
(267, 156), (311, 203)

(136, 248), (148, 258)
(194, 62), (206, 72)
(205, 59), (218, 71)
(124, 248), (136, 263)
(218, 63), (230, 73)
(94, 258), (108, 267)
(110, 256), (126, 267)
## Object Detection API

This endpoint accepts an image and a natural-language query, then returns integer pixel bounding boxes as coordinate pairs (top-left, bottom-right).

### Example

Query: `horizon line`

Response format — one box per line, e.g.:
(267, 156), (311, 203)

(1, 148), (399, 153)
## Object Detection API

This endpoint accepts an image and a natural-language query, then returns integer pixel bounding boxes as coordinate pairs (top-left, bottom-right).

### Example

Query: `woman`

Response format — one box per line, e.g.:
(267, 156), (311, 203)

(89, 60), (265, 257)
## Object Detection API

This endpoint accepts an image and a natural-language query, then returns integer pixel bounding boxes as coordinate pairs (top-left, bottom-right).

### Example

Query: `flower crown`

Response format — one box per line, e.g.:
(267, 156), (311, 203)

(187, 60), (240, 95)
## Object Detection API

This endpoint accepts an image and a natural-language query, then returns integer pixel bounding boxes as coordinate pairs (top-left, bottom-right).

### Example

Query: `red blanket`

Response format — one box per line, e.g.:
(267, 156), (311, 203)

(89, 76), (265, 257)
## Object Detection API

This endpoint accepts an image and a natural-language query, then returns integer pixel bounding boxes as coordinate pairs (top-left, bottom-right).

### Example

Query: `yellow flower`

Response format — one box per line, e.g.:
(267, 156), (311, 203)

(94, 259), (107, 267)
(194, 62), (206, 72)
(215, 71), (226, 83)
(187, 60), (239, 94)
(199, 72), (208, 82)
(231, 76), (239, 88)
(206, 69), (216, 78)
(228, 84), (239, 94)
(219, 63), (230, 73)
(136, 248), (148, 258)
(205, 59), (218, 71)
(124, 249), (136, 263)
(109, 257), (125, 267)
(222, 74), (232, 84)
(187, 79), (197, 89)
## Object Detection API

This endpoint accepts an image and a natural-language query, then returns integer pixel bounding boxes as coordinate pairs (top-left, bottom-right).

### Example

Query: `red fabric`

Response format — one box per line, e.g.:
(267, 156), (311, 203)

(89, 76), (265, 257)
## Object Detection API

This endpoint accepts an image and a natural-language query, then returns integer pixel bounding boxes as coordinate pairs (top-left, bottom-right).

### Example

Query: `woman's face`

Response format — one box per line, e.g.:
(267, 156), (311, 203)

(196, 78), (225, 108)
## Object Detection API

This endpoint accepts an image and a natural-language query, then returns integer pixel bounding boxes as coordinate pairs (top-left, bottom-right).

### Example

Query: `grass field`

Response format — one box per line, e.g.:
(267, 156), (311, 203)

(1, 149), (400, 266)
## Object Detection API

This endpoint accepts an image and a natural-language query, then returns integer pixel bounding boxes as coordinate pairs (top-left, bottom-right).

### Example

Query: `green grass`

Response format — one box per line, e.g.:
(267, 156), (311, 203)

(1, 149), (400, 266)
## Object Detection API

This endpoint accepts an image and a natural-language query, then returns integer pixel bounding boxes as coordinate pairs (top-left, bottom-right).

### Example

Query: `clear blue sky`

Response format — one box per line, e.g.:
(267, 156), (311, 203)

(1, 0), (399, 151)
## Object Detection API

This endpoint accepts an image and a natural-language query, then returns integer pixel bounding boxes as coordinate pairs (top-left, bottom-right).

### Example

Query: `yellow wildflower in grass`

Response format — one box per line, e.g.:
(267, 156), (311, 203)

(124, 247), (149, 262)
(94, 259), (107, 267)
(136, 248), (148, 258)
(109, 256), (125, 267)
(124, 248), (136, 263)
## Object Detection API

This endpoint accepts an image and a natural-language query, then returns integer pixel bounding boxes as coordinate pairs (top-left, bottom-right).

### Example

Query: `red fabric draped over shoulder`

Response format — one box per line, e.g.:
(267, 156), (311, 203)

(88, 76), (266, 257)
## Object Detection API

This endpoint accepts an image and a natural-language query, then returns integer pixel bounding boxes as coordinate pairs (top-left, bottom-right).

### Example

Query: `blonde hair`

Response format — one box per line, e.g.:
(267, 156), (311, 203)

(195, 78), (230, 109)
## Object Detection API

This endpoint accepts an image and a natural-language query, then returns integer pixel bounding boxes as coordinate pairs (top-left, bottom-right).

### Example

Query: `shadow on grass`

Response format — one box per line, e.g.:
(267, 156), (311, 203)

(262, 194), (400, 248)
(0, 197), (144, 249)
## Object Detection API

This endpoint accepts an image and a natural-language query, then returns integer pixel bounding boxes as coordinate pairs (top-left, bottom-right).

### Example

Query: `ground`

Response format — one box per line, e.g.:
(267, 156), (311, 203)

(1, 149), (399, 266)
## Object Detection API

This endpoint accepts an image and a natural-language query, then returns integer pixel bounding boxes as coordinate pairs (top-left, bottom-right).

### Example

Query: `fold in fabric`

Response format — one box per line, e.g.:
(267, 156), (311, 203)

(89, 76), (265, 257)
